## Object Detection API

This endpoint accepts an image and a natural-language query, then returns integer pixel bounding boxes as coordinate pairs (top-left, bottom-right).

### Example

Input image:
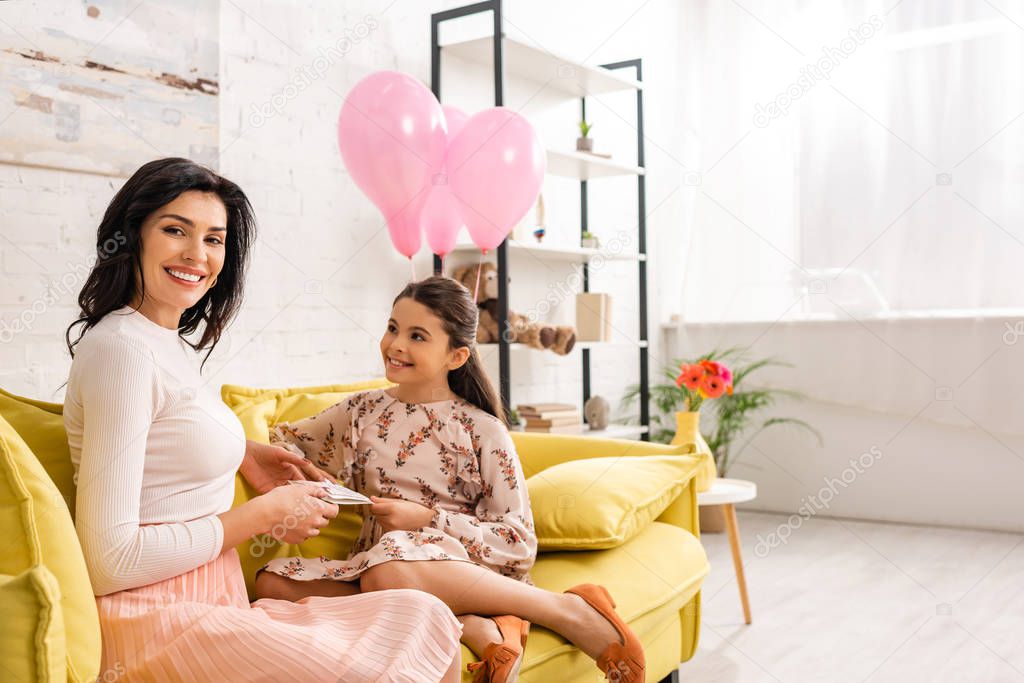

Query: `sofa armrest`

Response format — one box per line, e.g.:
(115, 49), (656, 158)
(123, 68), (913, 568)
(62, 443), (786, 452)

(510, 431), (696, 477)
(656, 472), (701, 540)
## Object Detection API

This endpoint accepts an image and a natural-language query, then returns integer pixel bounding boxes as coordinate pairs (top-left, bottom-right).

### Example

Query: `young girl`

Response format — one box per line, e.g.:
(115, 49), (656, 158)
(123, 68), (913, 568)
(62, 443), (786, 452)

(255, 276), (644, 683)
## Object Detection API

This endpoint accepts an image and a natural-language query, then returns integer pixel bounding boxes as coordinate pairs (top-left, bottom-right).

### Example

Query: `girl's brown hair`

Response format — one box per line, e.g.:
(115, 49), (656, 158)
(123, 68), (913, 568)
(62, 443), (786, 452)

(393, 276), (505, 424)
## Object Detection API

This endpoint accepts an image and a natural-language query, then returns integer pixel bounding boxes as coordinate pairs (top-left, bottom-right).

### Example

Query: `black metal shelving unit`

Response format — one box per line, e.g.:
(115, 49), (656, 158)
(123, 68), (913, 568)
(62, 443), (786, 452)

(430, 0), (650, 440)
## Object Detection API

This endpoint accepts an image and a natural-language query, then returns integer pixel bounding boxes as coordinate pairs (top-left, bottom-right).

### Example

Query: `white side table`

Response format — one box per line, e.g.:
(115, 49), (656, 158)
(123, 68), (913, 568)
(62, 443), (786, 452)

(698, 478), (757, 624)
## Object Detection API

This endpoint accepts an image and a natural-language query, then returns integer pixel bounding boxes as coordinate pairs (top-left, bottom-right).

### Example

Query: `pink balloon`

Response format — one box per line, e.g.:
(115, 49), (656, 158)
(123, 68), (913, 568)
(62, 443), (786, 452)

(447, 107), (546, 253)
(337, 71), (447, 258)
(421, 106), (471, 257)
(442, 105), (469, 140)
(421, 182), (464, 257)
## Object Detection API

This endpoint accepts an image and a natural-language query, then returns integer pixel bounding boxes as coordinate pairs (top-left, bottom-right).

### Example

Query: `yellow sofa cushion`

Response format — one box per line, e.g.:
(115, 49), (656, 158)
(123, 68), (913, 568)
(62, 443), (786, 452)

(527, 452), (703, 550)
(220, 378), (392, 416)
(0, 412), (101, 683)
(222, 380), (391, 596)
(0, 565), (66, 683)
(459, 521), (709, 681)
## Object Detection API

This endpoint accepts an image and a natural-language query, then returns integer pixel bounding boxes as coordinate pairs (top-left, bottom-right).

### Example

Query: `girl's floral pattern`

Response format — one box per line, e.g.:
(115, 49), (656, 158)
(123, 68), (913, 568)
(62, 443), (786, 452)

(495, 448), (518, 490)
(376, 407), (394, 441)
(261, 389), (537, 584)
(278, 557), (305, 577)
(395, 426), (432, 468)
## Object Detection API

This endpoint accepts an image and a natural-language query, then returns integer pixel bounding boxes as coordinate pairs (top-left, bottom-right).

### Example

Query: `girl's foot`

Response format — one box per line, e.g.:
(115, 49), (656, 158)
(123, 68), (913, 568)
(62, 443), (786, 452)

(459, 614), (502, 658)
(562, 585), (645, 682)
(461, 614), (529, 683)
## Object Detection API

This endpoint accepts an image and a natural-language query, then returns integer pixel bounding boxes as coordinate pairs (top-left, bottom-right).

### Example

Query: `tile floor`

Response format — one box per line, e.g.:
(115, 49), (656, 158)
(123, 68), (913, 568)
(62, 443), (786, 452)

(680, 511), (1024, 682)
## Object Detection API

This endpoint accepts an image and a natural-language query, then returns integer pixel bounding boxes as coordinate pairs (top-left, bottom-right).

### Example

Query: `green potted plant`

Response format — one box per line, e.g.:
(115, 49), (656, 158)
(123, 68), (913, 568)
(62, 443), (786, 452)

(622, 347), (821, 531)
(576, 119), (593, 152)
(508, 406), (523, 431)
(580, 230), (600, 249)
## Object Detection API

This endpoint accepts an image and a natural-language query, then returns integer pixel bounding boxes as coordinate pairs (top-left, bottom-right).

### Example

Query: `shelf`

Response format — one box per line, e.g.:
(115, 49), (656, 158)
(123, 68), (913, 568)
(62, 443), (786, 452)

(450, 241), (645, 262)
(433, 4), (648, 439)
(478, 340), (649, 350)
(546, 149), (645, 180)
(441, 35), (642, 98)
(579, 424), (650, 439)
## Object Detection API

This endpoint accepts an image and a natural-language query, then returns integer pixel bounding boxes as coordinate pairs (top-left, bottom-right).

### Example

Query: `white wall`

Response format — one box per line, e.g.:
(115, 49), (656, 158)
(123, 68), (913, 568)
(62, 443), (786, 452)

(0, 0), (685, 419)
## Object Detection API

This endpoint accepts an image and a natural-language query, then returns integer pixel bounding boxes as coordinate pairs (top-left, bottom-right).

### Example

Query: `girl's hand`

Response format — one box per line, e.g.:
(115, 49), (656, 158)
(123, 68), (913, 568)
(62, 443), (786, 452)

(240, 439), (335, 494)
(370, 496), (435, 532)
(257, 484), (339, 544)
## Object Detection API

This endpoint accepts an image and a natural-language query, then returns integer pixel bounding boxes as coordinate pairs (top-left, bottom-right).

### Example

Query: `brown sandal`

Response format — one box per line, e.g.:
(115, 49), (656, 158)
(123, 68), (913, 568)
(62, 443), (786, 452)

(565, 584), (645, 682)
(466, 615), (530, 683)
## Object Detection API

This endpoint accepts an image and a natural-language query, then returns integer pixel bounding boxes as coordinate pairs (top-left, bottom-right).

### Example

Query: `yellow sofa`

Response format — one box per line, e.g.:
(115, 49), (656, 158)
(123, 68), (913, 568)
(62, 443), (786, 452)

(1, 383), (709, 683)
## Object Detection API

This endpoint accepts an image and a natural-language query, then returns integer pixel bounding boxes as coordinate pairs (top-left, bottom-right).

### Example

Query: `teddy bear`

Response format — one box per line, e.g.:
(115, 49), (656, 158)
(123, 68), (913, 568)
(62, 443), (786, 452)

(453, 262), (577, 355)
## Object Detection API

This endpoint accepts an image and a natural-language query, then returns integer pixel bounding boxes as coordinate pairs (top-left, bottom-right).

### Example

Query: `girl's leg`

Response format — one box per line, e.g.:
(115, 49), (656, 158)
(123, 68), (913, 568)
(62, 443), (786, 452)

(360, 560), (621, 662)
(254, 570), (361, 601)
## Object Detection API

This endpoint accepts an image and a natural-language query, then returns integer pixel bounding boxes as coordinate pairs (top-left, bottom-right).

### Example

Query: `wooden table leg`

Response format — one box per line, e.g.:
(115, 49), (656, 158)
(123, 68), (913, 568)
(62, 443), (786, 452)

(723, 503), (752, 624)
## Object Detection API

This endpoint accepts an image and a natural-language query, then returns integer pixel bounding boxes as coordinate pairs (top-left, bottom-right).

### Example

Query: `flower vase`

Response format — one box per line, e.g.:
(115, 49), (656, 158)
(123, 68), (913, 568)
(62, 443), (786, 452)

(670, 410), (722, 533)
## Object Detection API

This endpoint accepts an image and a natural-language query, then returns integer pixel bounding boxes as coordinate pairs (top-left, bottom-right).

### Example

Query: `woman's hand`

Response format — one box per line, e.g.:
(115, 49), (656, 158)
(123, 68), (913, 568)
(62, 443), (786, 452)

(370, 496), (435, 532)
(256, 484), (340, 544)
(239, 439), (335, 494)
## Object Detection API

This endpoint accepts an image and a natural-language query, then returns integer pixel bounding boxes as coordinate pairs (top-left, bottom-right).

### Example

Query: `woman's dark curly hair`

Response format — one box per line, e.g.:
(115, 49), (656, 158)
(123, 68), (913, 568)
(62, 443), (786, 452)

(65, 157), (255, 367)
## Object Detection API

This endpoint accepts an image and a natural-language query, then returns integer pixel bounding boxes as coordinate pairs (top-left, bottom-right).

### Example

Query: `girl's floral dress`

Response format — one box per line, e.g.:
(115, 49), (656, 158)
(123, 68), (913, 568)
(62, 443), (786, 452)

(260, 389), (537, 584)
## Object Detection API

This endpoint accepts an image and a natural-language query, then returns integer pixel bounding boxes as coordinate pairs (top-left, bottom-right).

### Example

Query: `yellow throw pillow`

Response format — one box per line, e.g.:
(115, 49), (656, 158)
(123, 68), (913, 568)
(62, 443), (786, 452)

(527, 453), (705, 550)
(0, 387), (76, 515)
(0, 413), (101, 683)
(222, 381), (390, 597)
(0, 565), (66, 682)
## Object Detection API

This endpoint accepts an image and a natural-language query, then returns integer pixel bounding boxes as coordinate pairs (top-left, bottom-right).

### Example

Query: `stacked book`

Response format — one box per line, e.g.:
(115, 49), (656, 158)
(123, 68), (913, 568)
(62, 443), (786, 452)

(517, 403), (583, 434)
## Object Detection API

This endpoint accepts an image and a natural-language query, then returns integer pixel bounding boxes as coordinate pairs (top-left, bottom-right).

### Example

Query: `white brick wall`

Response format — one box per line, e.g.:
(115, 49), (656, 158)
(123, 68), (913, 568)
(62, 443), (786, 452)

(1, 0), (685, 420)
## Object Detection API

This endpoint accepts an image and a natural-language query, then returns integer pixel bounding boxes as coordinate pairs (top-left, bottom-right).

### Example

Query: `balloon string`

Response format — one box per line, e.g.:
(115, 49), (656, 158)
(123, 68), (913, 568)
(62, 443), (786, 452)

(410, 258), (416, 282)
(440, 254), (446, 276)
(473, 261), (482, 301)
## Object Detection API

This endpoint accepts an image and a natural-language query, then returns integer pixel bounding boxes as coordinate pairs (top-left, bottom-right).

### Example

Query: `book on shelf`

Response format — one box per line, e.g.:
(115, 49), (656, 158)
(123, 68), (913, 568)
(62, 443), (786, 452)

(523, 415), (581, 427)
(517, 404), (580, 420)
(517, 402), (576, 413)
(517, 403), (583, 432)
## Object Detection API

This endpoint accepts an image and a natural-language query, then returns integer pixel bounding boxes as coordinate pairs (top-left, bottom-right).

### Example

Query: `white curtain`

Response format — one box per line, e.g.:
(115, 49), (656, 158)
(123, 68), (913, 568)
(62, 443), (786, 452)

(678, 0), (1024, 321)
(669, 0), (1024, 436)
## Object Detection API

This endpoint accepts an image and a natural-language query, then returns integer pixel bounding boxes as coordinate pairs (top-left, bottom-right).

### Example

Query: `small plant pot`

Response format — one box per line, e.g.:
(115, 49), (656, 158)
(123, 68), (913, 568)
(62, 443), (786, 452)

(700, 503), (727, 533)
(581, 237), (599, 249)
(576, 137), (593, 152)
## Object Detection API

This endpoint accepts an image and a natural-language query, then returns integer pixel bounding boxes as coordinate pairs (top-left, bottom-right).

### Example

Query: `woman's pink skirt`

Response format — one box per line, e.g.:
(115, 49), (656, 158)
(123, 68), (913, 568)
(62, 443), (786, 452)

(94, 548), (462, 682)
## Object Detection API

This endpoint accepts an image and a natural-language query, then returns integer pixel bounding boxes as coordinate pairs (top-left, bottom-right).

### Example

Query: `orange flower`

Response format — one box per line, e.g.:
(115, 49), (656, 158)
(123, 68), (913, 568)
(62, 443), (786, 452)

(699, 373), (726, 399)
(699, 359), (719, 374)
(676, 363), (704, 390)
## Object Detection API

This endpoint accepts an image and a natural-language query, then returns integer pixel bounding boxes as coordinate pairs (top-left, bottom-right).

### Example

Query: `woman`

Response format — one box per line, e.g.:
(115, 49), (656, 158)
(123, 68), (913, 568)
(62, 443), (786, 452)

(63, 157), (463, 682)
